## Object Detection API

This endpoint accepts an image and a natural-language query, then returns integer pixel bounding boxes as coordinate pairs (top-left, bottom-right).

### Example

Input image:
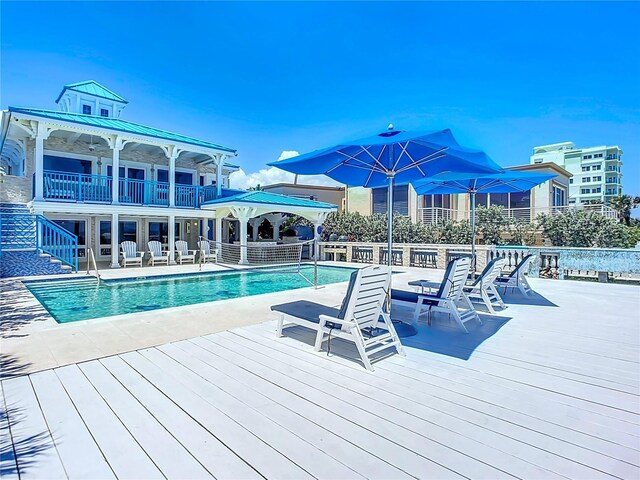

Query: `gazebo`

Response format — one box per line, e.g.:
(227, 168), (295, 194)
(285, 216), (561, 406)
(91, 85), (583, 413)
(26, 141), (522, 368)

(200, 190), (337, 264)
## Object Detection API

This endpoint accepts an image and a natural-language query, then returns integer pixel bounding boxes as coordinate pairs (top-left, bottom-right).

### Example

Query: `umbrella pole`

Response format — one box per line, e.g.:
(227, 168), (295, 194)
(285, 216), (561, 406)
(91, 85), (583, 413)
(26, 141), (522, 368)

(470, 190), (477, 275)
(387, 174), (394, 268)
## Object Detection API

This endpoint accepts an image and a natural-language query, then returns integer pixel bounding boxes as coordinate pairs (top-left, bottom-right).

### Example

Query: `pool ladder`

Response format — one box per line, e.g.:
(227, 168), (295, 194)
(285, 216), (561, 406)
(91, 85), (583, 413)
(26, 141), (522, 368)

(86, 247), (101, 285)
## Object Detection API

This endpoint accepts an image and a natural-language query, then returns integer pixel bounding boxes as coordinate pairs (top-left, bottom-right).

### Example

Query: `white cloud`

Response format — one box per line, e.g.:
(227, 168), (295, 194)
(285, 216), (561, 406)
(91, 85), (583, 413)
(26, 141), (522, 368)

(229, 150), (344, 190)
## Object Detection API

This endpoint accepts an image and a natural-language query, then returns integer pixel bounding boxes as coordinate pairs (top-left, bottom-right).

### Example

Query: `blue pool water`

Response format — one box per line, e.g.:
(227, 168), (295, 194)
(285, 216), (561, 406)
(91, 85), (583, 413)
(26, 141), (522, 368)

(26, 265), (356, 324)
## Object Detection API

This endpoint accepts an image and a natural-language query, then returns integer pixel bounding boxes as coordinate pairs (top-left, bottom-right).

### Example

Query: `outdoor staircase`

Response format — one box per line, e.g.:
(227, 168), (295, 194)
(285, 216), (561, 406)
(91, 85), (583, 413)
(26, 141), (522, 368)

(0, 203), (75, 278)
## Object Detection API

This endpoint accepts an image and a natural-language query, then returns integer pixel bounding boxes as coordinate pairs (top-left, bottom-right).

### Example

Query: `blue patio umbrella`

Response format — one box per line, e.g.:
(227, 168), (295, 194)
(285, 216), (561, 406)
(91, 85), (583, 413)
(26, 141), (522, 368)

(269, 126), (502, 267)
(412, 170), (556, 270)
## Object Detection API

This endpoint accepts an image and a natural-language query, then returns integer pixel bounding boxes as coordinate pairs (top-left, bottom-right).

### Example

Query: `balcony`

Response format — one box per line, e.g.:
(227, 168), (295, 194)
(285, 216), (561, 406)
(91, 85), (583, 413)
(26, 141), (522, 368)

(42, 170), (217, 208)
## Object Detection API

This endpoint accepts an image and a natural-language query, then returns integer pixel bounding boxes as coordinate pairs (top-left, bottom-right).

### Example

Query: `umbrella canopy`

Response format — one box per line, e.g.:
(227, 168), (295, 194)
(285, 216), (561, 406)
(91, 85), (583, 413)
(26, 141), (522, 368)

(413, 170), (556, 271)
(269, 128), (502, 188)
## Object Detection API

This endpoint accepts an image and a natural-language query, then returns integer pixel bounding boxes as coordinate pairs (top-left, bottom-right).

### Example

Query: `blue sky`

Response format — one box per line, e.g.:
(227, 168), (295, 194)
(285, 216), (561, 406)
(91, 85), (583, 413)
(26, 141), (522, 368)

(2, 1), (639, 194)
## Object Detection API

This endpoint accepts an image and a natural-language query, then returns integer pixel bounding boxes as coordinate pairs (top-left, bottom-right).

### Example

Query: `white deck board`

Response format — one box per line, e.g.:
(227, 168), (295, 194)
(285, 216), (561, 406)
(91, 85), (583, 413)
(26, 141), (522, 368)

(0, 382), (19, 480)
(29, 370), (115, 479)
(119, 350), (313, 480)
(2, 277), (639, 480)
(240, 323), (638, 478)
(54, 364), (164, 480)
(98, 355), (260, 480)
(1, 376), (67, 479)
(209, 329), (619, 479)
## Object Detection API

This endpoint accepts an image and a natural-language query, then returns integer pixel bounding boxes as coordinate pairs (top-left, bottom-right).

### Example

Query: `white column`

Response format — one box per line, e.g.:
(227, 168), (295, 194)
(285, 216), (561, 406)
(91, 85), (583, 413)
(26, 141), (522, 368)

(313, 222), (323, 260)
(110, 213), (120, 268)
(34, 132), (46, 201)
(201, 217), (208, 240)
(168, 214), (176, 265)
(238, 216), (249, 264)
(251, 218), (260, 241)
(111, 138), (122, 204)
(216, 155), (223, 197)
(169, 149), (177, 207)
(215, 218), (222, 244)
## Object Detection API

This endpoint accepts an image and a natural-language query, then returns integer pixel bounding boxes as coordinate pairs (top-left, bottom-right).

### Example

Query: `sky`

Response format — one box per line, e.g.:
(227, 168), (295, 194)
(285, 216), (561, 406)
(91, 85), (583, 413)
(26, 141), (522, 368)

(2, 1), (639, 195)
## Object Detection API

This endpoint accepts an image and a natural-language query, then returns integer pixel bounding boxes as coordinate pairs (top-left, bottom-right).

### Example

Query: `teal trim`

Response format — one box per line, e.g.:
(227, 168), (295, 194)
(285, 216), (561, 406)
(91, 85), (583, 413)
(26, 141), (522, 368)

(203, 190), (336, 209)
(55, 80), (128, 104)
(9, 107), (236, 153)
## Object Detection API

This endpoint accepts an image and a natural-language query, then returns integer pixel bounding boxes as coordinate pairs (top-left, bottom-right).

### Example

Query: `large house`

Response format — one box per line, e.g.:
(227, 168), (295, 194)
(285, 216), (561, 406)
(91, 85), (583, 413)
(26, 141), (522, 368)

(0, 81), (335, 275)
(530, 141), (623, 205)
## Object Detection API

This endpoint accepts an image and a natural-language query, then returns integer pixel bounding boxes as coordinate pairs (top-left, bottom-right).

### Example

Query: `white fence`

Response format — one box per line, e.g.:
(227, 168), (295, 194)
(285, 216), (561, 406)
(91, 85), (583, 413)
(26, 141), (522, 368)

(418, 204), (618, 225)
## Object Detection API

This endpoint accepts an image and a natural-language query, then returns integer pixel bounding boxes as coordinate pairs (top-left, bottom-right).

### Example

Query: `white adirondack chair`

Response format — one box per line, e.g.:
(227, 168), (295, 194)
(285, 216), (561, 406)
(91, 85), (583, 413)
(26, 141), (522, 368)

(494, 254), (535, 296)
(271, 265), (405, 371)
(391, 257), (480, 333)
(147, 240), (170, 266)
(120, 241), (143, 268)
(175, 240), (197, 264)
(464, 257), (507, 314)
(197, 240), (217, 263)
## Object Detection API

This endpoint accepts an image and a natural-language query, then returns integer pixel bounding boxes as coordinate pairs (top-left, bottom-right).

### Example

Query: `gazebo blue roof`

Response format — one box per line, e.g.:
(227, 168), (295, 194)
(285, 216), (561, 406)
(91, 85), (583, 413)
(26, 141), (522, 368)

(9, 106), (236, 154)
(203, 190), (337, 209)
(55, 80), (128, 104)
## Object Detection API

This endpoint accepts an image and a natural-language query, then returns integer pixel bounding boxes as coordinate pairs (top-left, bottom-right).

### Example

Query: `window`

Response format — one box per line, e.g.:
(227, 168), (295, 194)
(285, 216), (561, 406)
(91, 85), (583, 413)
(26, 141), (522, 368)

(509, 192), (530, 209)
(119, 221), (137, 244)
(553, 186), (566, 206)
(606, 177), (617, 183)
(583, 154), (592, 159)
(581, 166), (590, 172)
(175, 171), (193, 185)
(594, 153), (603, 158)
(489, 193), (509, 208)
(533, 158), (543, 164)
(593, 187), (601, 193)
(148, 222), (181, 243)
(53, 220), (86, 245)
(593, 176), (602, 182)
(475, 193), (489, 207)
(100, 108), (109, 117)
(157, 169), (169, 183)
(44, 155), (92, 174)
(569, 178), (573, 184)
(592, 164), (601, 171)
(372, 185), (409, 215)
(582, 177), (591, 183)
(581, 188), (591, 194)
(423, 194), (451, 209)
(82, 105), (92, 115)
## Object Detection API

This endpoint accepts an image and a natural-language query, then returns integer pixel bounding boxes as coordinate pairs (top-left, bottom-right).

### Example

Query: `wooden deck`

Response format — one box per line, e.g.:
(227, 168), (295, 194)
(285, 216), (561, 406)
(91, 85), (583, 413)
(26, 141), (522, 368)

(2, 281), (639, 479)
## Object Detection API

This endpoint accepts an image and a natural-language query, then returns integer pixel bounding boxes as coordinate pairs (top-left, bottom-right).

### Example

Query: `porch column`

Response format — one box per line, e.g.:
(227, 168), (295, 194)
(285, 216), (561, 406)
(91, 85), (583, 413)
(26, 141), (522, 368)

(34, 124), (49, 201)
(110, 213), (120, 268)
(169, 147), (178, 207)
(168, 214), (176, 265)
(111, 137), (124, 205)
(201, 217), (208, 240)
(216, 155), (223, 197)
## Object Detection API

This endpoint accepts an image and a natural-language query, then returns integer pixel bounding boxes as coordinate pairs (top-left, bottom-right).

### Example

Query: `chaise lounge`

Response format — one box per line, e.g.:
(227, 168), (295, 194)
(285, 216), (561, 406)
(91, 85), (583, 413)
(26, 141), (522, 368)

(271, 265), (405, 371)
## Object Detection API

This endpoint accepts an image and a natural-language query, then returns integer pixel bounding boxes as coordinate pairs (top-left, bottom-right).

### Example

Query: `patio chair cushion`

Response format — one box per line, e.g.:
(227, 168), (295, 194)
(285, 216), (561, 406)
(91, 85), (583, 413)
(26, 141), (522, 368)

(391, 289), (438, 306)
(271, 301), (342, 328)
(337, 270), (359, 320)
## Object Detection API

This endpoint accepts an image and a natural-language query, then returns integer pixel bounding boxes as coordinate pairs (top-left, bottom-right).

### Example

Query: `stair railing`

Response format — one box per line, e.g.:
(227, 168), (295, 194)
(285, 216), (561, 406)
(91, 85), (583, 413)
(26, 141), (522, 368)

(36, 215), (78, 272)
(86, 247), (101, 285)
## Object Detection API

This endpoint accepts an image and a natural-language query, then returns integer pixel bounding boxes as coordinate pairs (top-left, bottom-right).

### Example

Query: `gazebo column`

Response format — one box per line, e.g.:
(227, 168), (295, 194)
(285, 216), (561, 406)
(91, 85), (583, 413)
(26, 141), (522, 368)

(230, 206), (257, 265)
(250, 217), (261, 241)
(110, 213), (120, 268)
(168, 214), (176, 265)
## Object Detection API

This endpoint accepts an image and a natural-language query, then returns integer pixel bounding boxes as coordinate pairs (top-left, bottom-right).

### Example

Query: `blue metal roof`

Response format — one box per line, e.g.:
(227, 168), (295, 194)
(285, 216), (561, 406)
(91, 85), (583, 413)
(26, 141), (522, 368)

(9, 107), (236, 153)
(203, 190), (337, 209)
(55, 80), (128, 104)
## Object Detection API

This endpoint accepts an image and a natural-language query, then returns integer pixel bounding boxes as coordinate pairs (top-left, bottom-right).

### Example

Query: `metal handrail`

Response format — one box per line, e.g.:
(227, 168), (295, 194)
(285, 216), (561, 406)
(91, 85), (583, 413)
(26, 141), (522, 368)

(86, 247), (101, 285)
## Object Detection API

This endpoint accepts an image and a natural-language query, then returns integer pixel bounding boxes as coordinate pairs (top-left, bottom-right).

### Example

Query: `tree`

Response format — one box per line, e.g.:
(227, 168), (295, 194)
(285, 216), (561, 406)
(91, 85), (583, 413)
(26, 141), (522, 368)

(538, 210), (632, 248)
(609, 194), (640, 226)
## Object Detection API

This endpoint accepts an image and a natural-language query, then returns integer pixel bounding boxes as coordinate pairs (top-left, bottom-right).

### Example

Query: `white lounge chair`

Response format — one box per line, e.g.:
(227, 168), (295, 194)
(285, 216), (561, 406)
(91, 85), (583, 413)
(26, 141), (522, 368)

(197, 240), (217, 263)
(175, 240), (197, 264)
(391, 257), (480, 333)
(120, 241), (143, 268)
(464, 257), (507, 314)
(494, 254), (535, 296)
(147, 240), (170, 266)
(271, 265), (405, 371)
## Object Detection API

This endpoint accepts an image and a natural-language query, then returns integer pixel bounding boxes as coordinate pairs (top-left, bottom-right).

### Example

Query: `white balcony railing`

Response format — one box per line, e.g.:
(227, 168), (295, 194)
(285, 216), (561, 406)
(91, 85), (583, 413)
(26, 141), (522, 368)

(418, 204), (618, 225)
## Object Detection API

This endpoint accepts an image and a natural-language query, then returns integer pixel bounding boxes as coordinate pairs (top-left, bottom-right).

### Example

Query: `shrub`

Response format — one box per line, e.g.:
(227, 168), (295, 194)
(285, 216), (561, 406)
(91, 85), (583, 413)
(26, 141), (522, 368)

(474, 205), (508, 245)
(538, 210), (632, 248)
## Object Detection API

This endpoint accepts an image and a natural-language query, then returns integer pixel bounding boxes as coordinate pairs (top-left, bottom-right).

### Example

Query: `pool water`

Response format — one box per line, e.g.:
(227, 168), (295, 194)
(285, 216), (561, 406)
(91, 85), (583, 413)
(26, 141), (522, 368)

(26, 265), (356, 324)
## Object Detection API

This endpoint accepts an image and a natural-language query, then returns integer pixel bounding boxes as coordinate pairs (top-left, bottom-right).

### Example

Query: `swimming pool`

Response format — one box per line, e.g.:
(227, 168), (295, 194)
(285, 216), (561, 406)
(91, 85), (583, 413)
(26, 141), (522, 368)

(25, 265), (356, 324)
